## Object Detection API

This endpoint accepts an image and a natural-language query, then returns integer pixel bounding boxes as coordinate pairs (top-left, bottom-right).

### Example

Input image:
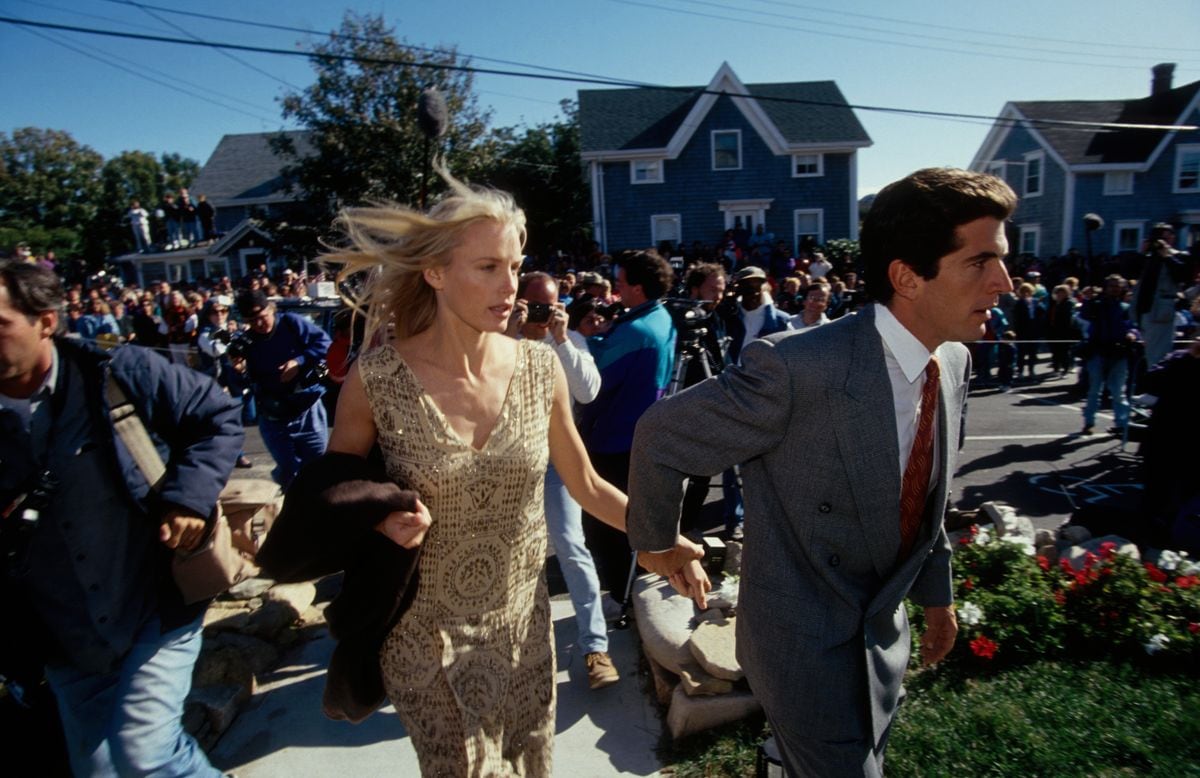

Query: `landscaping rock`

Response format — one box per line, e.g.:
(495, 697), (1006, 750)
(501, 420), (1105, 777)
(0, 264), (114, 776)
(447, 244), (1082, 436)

(679, 662), (734, 696)
(1060, 535), (1140, 571)
(665, 684), (760, 740)
(982, 502), (1035, 542)
(242, 599), (302, 640)
(723, 541), (742, 576)
(186, 683), (250, 741)
(1057, 524), (1092, 548)
(1035, 528), (1055, 548)
(264, 581), (317, 615)
(226, 577), (274, 601)
(202, 601), (254, 632)
(193, 632), (279, 690)
(632, 575), (697, 675)
(642, 650), (678, 706)
(688, 615), (742, 681)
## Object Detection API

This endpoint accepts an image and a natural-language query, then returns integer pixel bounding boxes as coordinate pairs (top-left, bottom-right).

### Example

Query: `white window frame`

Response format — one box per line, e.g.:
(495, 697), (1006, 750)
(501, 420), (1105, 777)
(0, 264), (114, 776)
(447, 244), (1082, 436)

(1018, 224), (1041, 256)
(791, 153), (824, 178)
(1174, 144), (1200, 193)
(1113, 220), (1145, 254)
(1023, 150), (1044, 198)
(630, 158), (664, 185)
(711, 130), (742, 171)
(987, 160), (1006, 179)
(1103, 170), (1134, 196)
(651, 214), (682, 247)
(793, 209), (824, 252)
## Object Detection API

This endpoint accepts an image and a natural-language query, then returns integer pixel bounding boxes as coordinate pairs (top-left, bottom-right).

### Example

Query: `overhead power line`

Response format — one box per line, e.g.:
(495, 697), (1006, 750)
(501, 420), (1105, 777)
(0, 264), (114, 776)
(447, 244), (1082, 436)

(2, 16), (1195, 133)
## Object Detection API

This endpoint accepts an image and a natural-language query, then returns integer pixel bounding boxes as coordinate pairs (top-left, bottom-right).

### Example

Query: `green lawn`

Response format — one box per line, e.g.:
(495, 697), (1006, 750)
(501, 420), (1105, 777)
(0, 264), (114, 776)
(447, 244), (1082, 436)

(661, 661), (1200, 777)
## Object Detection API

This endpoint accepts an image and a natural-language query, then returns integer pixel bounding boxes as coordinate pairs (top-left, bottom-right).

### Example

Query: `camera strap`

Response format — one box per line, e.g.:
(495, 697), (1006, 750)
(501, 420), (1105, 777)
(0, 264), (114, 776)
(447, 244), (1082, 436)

(105, 375), (167, 492)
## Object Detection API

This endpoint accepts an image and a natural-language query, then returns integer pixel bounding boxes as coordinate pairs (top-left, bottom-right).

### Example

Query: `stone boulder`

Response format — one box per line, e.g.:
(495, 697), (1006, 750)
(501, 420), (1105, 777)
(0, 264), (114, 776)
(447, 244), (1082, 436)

(632, 575), (697, 675)
(678, 662), (734, 697)
(665, 684), (761, 740)
(226, 577), (274, 601)
(192, 632), (279, 691)
(185, 684), (250, 748)
(723, 541), (743, 576)
(264, 581), (317, 615)
(1057, 524), (1092, 548)
(980, 501), (1035, 543)
(688, 615), (742, 682)
(1060, 534), (1140, 571)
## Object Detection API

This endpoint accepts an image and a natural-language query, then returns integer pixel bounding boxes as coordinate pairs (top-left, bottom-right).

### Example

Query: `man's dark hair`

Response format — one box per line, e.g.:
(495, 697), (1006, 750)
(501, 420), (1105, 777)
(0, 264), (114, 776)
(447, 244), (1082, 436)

(566, 293), (600, 330)
(0, 260), (65, 319)
(517, 271), (555, 299)
(236, 289), (270, 318)
(684, 262), (725, 293)
(861, 168), (1017, 305)
(616, 249), (673, 301)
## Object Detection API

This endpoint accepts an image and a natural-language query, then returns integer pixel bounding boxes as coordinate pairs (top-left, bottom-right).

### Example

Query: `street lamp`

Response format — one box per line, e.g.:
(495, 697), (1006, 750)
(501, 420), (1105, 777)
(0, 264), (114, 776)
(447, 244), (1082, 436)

(1083, 213), (1104, 285)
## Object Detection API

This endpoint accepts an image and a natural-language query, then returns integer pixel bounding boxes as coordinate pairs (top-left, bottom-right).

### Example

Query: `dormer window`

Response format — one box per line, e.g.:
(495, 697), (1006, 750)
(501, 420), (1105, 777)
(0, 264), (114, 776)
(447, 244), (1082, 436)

(631, 159), (663, 184)
(712, 130), (742, 170)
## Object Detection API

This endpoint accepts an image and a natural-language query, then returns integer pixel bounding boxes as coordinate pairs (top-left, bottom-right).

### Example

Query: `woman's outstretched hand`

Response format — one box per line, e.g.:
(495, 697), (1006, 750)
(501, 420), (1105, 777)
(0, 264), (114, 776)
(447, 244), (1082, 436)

(374, 498), (432, 548)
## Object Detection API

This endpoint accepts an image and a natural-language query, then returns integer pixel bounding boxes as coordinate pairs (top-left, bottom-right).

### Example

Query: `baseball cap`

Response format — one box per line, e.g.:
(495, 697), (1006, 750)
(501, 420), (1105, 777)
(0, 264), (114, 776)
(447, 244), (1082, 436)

(734, 266), (767, 283)
(236, 290), (270, 317)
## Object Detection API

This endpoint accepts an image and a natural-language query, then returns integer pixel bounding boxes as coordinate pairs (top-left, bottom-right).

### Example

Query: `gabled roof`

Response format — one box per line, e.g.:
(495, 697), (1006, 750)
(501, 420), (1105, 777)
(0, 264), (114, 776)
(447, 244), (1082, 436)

(972, 75), (1200, 171)
(191, 131), (313, 207)
(578, 63), (870, 159)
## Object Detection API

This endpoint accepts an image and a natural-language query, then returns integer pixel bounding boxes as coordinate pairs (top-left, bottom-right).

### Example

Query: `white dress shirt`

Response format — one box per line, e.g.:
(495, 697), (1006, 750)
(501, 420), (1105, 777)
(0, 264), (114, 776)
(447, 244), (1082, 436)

(873, 303), (940, 487)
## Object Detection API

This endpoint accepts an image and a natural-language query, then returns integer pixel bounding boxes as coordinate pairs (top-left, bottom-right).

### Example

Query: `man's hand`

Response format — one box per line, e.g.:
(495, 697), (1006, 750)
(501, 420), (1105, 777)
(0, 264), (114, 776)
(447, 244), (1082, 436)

(638, 535), (709, 606)
(279, 359), (301, 384)
(505, 299), (528, 338)
(548, 303), (569, 344)
(160, 510), (208, 552)
(920, 604), (958, 666)
(374, 498), (432, 549)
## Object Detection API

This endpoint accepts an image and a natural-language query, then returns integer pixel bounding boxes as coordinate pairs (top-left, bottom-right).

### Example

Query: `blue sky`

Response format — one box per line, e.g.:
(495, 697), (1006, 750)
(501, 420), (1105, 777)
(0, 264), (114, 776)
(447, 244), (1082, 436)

(2, 0), (1198, 198)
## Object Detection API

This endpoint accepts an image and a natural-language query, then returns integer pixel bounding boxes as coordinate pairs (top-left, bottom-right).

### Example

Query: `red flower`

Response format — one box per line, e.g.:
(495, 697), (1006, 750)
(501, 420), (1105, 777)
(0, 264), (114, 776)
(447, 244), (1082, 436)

(1176, 576), (1193, 589)
(1189, 623), (1199, 634)
(1084, 551), (1098, 569)
(963, 577), (975, 591)
(958, 535), (971, 546)
(1145, 564), (1168, 583)
(1060, 558), (1075, 574)
(970, 635), (999, 660)
(1099, 541), (1117, 559)
(969, 524), (979, 537)
(1054, 590), (1067, 605)
(1037, 555), (1051, 572)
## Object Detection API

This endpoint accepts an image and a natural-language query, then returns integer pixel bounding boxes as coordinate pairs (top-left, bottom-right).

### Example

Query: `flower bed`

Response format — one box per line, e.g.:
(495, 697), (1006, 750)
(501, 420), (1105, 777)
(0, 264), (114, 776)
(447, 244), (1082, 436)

(909, 525), (1200, 671)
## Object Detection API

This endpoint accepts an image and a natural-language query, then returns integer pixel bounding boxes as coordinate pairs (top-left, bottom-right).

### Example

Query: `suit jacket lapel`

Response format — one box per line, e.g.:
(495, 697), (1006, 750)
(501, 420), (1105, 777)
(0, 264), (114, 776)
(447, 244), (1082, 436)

(831, 308), (901, 581)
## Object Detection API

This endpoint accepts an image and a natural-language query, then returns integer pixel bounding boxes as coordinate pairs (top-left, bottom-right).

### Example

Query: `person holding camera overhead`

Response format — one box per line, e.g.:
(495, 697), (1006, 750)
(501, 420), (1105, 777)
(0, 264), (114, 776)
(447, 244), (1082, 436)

(232, 290), (331, 486)
(321, 176), (707, 775)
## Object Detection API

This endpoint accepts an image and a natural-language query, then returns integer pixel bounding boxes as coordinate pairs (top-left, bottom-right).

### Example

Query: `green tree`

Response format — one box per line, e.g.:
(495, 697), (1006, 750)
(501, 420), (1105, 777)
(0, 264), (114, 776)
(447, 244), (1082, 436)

(487, 100), (590, 256)
(0, 127), (103, 257)
(272, 11), (494, 236)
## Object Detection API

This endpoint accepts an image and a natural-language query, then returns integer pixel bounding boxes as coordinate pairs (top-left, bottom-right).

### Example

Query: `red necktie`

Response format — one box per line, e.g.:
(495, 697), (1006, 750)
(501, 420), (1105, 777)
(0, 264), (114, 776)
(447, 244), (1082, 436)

(899, 355), (940, 559)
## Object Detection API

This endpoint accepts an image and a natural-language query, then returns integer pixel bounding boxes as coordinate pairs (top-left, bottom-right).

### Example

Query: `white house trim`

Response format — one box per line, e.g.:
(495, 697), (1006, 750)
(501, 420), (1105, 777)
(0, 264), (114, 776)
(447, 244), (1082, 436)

(1018, 224), (1041, 256)
(667, 62), (791, 158)
(711, 129), (743, 171)
(1112, 219), (1146, 255)
(1061, 170), (1076, 255)
(793, 209), (824, 250)
(1142, 88), (1200, 171)
(630, 158), (665, 184)
(650, 214), (682, 246)
(588, 161), (604, 252)
(718, 198), (773, 231)
(1172, 144), (1200, 193)
(1023, 149), (1046, 198)
(969, 103), (1019, 170)
(849, 151), (859, 241)
(791, 152), (824, 178)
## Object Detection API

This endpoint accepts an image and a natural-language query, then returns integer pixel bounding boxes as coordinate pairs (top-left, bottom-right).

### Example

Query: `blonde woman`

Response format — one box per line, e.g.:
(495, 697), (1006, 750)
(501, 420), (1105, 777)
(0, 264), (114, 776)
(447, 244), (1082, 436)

(324, 177), (708, 776)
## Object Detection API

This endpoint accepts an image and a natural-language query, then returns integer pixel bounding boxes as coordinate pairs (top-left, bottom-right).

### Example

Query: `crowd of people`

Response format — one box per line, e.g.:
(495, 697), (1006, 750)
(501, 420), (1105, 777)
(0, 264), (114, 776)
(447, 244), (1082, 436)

(2, 164), (1197, 776)
(126, 187), (217, 253)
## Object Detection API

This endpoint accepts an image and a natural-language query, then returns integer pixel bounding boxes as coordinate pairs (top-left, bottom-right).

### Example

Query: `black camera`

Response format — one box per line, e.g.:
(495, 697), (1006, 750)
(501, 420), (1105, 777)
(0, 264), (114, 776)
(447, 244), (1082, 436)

(526, 302), (552, 324)
(2, 469), (58, 573)
(596, 302), (625, 320)
(225, 330), (253, 360)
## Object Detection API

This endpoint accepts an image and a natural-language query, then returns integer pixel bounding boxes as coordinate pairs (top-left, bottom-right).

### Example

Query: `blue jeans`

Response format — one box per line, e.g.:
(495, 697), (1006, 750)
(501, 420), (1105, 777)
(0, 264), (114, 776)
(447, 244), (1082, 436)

(45, 614), (220, 777)
(1084, 353), (1130, 428)
(545, 464), (607, 654)
(166, 220), (180, 246)
(258, 398), (328, 488)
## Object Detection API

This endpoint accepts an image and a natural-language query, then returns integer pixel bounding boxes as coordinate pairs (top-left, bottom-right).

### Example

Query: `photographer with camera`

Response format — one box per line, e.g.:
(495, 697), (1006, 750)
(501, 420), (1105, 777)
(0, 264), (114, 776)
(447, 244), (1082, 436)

(197, 296), (253, 469)
(0, 260), (243, 777)
(1079, 274), (1139, 435)
(506, 272), (620, 689)
(1135, 223), (1191, 368)
(233, 290), (331, 487)
(672, 263), (747, 538)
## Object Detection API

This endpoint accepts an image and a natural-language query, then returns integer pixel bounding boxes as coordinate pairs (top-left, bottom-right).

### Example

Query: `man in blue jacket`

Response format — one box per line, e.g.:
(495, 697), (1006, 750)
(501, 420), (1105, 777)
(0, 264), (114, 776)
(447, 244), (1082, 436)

(234, 290), (331, 487)
(578, 249), (676, 597)
(0, 260), (243, 777)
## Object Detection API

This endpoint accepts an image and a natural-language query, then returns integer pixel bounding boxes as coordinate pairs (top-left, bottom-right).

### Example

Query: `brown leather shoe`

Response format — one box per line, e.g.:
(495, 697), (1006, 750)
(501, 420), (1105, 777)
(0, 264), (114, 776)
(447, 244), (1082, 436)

(585, 651), (620, 689)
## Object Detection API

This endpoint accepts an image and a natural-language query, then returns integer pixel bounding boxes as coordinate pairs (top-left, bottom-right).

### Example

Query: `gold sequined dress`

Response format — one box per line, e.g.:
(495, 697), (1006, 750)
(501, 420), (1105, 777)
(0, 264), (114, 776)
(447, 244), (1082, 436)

(359, 339), (556, 777)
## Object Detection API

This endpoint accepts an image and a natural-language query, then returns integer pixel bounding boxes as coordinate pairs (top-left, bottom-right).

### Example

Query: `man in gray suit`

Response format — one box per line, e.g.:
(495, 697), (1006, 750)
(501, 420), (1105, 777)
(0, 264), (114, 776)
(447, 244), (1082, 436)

(628, 168), (1017, 776)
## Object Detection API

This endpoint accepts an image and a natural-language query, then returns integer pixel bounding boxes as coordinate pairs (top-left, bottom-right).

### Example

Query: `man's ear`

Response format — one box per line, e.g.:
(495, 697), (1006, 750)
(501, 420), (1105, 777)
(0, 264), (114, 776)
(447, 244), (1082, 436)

(39, 310), (58, 338)
(887, 259), (921, 302)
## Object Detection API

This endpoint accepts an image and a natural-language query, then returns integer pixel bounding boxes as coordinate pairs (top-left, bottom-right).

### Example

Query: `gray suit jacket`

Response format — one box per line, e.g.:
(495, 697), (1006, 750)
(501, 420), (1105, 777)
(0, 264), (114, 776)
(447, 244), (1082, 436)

(627, 305), (967, 748)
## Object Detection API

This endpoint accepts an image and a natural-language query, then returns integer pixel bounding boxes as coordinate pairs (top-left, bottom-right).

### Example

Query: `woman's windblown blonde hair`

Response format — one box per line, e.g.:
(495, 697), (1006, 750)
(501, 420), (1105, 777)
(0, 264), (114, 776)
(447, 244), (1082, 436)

(324, 172), (526, 344)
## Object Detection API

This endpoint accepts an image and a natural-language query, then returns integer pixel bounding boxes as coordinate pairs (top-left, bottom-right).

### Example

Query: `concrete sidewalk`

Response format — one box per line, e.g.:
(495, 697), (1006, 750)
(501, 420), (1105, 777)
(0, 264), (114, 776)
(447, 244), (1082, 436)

(208, 598), (664, 777)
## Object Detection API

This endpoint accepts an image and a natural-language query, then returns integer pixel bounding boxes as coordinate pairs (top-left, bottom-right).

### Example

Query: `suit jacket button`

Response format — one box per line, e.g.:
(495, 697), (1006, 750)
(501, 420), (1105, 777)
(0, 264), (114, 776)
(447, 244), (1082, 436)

(828, 554), (840, 567)
(818, 502), (832, 513)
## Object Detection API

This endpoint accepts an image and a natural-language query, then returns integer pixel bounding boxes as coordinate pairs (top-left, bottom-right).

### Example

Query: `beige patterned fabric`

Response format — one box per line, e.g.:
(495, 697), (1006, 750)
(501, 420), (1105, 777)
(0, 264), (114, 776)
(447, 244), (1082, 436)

(361, 339), (557, 777)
